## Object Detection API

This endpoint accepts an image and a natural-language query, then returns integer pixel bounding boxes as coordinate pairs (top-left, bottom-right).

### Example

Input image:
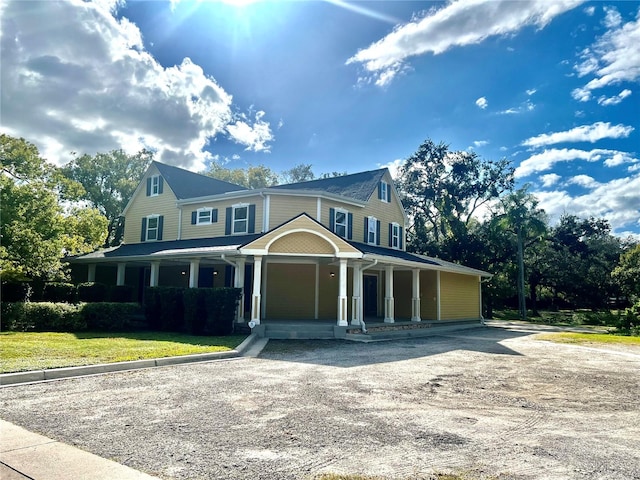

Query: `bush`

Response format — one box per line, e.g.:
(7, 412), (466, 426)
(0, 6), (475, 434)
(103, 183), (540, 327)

(80, 302), (145, 331)
(205, 288), (242, 335)
(26, 302), (86, 332)
(571, 310), (619, 327)
(77, 282), (108, 302)
(616, 301), (640, 335)
(1, 302), (27, 330)
(108, 285), (135, 303)
(1, 282), (31, 302)
(144, 287), (184, 331)
(183, 289), (208, 335)
(42, 282), (77, 303)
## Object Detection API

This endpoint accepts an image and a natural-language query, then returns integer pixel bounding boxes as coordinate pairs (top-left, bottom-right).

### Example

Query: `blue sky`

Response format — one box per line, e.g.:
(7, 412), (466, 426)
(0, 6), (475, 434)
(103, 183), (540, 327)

(1, 0), (639, 236)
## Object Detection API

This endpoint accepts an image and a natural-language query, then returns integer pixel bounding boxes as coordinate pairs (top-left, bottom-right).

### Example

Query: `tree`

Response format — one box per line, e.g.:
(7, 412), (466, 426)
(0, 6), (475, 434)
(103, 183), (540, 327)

(204, 162), (279, 189)
(612, 244), (640, 299)
(281, 164), (315, 184)
(1, 135), (107, 282)
(62, 149), (153, 246)
(397, 139), (514, 259)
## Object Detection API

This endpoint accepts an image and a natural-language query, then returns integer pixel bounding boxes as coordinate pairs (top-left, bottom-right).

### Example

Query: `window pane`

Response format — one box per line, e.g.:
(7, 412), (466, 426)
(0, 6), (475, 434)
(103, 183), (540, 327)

(198, 210), (211, 223)
(234, 220), (247, 233)
(235, 207), (247, 220)
(147, 229), (157, 240)
(336, 211), (346, 223)
(336, 225), (346, 237)
(148, 217), (158, 228)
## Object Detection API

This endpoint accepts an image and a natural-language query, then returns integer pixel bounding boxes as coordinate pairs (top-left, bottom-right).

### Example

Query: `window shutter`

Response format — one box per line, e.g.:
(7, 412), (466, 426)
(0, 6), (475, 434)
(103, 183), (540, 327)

(157, 216), (164, 241)
(329, 208), (335, 232)
(378, 181), (383, 200)
(376, 220), (380, 245)
(141, 217), (147, 242)
(191, 211), (197, 225)
(158, 176), (164, 194)
(146, 178), (151, 196)
(399, 226), (403, 250)
(212, 209), (218, 223)
(364, 217), (369, 242)
(389, 223), (393, 247)
(386, 185), (391, 203)
(347, 213), (353, 240)
(248, 204), (256, 234)
(225, 207), (232, 235)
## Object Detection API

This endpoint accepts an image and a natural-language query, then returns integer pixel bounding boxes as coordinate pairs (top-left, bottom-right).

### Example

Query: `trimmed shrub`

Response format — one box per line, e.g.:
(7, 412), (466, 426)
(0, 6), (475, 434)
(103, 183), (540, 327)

(205, 288), (242, 335)
(143, 287), (162, 330)
(26, 302), (86, 332)
(1, 282), (31, 303)
(42, 282), (77, 303)
(1, 302), (27, 331)
(144, 287), (184, 331)
(77, 282), (108, 303)
(80, 302), (145, 331)
(183, 288), (208, 335)
(108, 285), (135, 303)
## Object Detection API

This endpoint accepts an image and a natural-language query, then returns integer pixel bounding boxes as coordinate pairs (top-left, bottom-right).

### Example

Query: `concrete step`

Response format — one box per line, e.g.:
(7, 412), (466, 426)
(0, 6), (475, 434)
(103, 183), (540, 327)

(346, 322), (483, 342)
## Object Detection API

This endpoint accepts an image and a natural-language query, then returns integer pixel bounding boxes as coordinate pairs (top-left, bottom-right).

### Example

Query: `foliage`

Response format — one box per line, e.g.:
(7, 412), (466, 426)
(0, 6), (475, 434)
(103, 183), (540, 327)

(616, 300), (640, 335)
(81, 303), (144, 331)
(535, 331), (640, 345)
(281, 163), (315, 183)
(41, 282), (77, 303)
(17, 302), (86, 332)
(108, 285), (135, 303)
(1, 282), (31, 302)
(612, 243), (640, 299)
(204, 162), (279, 189)
(62, 149), (153, 246)
(0, 135), (108, 282)
(0, 331), (246, 373)
(77, 282), (109, 302)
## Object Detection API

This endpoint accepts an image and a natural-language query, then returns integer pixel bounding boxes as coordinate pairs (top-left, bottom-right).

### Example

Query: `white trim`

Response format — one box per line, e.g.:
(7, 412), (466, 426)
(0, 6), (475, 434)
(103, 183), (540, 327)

(379, 180), (389, 203)
(144, 214), (160, 242)
(367, 216), (378, 245)
(196, 207), (214, 225)
(264, 194), (270, 232)
(333, 207), (349, 239)
(177, 207), (183, 240)
(316, 197), (321, 221)
(231, 203), (249, 235)
(263, 228), (341, 255)
(436, 271), (441, 321)
(391, 222), (401, 249)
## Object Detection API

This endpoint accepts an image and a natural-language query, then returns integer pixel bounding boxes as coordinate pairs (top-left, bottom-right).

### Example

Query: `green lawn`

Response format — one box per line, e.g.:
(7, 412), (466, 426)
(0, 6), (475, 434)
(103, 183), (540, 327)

(0, 331), (246, 373)
(535, 332), (640, 346)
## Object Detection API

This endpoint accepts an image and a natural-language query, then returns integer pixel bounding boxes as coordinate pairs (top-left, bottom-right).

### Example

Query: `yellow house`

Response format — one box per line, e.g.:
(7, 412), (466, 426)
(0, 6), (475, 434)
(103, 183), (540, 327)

(70, 161), (491, 335)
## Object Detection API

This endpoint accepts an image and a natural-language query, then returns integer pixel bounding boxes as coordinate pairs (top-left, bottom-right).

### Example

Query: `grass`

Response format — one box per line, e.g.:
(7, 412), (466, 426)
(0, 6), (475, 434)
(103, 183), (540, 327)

(535, 332), (640, 347)
(0, 331), (246, 373)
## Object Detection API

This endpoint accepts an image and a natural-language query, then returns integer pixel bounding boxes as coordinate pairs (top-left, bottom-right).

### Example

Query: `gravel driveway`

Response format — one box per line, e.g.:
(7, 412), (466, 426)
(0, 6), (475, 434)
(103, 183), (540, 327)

(1, 325), (639, 480)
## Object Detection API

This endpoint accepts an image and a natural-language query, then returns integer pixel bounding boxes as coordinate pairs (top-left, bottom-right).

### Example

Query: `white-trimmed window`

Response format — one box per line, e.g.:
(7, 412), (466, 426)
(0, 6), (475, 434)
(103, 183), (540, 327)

(145, 215), (160, 241)
(379, 181), (389, 203)
(391, 223), (401, 249)
(367, 216), (378, 244)
(335, 208), (348, 238)
(233, 204), (249, 234)
(150, 175), (161, 196)
(197, 208), (213, 225)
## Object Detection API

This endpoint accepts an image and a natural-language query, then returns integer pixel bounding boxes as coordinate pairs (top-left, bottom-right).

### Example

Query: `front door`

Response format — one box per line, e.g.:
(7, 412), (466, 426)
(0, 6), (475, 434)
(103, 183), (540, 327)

(363, 275), (378, 317)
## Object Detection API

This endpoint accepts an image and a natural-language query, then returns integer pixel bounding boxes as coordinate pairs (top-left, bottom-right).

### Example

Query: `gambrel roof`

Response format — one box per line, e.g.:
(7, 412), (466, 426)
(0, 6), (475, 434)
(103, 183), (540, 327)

(153, 162), (247, 200)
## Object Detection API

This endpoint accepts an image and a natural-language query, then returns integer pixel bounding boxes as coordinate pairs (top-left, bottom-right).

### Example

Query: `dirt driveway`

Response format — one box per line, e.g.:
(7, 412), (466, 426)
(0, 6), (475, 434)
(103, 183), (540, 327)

(1, 324), (639, 480)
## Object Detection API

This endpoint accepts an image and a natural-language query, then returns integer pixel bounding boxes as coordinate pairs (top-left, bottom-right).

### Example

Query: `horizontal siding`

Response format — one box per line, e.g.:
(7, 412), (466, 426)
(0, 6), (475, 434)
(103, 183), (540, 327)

(269, 232), (335, 255)
(123, 164), (179, 244)
(359, 171), (406, 249)
(268, 195), (318, 228)
(265, 264), (315, 319)
(420, 270), (438, 320)
(440, 272), (480, 320)
(180, 195), (264, 240)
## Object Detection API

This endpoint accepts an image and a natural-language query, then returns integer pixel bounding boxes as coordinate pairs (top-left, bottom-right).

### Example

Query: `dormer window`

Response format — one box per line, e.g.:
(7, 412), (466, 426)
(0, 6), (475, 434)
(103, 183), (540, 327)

(191, 207), (218, 225)
(378, 180), (391, 203)
(365, 216), (380, 245)
(146, 175), (164, 197)
(225, 204), (256, 235)
(390, 222), (403, 249)
(329, 207), (352, 239)
(141, 214), (163, 242)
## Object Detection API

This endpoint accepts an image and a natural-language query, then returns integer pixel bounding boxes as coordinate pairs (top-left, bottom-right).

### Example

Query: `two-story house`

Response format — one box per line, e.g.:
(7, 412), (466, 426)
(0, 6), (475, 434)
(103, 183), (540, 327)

(70, 161), (490, 332)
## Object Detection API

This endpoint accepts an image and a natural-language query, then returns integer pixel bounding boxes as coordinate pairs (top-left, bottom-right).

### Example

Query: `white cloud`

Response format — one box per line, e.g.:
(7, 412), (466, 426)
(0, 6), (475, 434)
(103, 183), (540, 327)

(515, 148), (637, 178)
(379, 158), (404, 179)
(475, 97), (488, 109)
(534, 173), (640, 235)
(522, 121), (634, 147)
(0, 0), (273, 170)
(526, 88), (538, 96)
(584, 6), (595, 16)
(597, 88), (632, 105)
(567, 174), (599, 188)
(473, 140), (489, 147)
(346, 0), (583, 86)
(540, 173), (561, 187)
(603, 6), (622, 29)
(572, 8), (640, 101)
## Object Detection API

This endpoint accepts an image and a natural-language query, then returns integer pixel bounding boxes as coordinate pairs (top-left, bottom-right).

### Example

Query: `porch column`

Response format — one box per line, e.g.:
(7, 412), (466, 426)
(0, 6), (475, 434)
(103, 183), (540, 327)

(150, 261), (160, 287)
(251, 256), (262, 324)
(384, 265), (394, 323)
(351, 263), (362, 325)
(188, 259), (200, 288)
(411, 269), (421, 322)
(337, 258), (348, 326)
(116, 263), (126, 286)
(436, 271), (441, 321)
(235, 258), (246, 322)
(87, 264), (96, 283)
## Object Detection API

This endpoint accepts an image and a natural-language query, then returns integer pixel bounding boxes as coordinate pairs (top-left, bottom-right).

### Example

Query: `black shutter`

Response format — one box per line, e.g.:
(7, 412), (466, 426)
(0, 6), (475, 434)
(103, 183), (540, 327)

(225, 207), (232, 235)
(212, 209), (218, 223)
(376, 220), (380, 245)
(191, 211), (197, 224)
(329, 208), (335, 232)
(157, 216), (164, 241)
(248, 204), (256, 233)
(386, 184), (391, 202)
(378, 181), (383, 200)
(399, 226), (403, 250)
(364, 217), (369, 243)
(347, 213), (353, 240)
(146, 178), (151, 196)
(141, 217), (147, 242)
(158, 176), (164, 194)
(389, 223), (393, 247)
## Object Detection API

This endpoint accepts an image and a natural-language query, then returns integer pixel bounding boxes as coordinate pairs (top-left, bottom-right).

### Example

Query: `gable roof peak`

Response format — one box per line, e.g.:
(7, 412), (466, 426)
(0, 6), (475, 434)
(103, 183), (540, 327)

(151, 161), (247, 200)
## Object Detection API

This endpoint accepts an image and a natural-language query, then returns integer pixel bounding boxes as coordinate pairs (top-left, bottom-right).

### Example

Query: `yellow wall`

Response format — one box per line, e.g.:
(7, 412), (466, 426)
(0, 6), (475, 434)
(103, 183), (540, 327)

(359, 171), (406, 248)
(440, 272), (480, 320)
(180, 195), (264, 239)
(265, 264), (315, 319)
(123, 164), (180, 244)
(268, 195), (318, 227)
(269, 232), (335, 255)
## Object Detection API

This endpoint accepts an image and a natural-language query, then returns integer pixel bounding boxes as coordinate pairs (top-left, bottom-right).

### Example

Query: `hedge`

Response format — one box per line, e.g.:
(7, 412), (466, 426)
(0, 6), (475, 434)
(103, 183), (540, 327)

(42, 282), (77, 303)
(77, 282), (108, 302)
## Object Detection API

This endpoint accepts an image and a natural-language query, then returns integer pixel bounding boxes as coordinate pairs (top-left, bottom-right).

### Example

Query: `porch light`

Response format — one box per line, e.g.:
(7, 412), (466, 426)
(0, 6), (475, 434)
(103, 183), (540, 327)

(330, 271), (335, 278)
(213, 270), (218, 275)
(181, 270), (186, 275)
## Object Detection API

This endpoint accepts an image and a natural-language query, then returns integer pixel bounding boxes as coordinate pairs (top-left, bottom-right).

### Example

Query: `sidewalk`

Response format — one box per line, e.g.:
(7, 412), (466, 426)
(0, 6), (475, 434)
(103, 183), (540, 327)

(1, 420), (160, 480)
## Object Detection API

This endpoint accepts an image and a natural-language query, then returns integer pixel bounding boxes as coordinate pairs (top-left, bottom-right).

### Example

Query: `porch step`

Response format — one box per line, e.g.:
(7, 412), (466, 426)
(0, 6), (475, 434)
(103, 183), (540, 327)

(345, 320), (483, 342)
(263, 323), (336, 340)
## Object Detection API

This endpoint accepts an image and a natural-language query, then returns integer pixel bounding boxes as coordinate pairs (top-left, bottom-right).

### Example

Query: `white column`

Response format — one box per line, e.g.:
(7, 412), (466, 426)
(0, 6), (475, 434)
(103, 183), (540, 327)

(384, 265), (394, 323)
(235, 258), (246, 322)
(337, 258), (348, 326)
(436, 270), (441, 321)
(150, 261), (160, 287)
(251, 256), (262, 324)
(188, 259), (200, 288)
(116, 263), (126, 286)
(87, 264), (96, 283)
(412, 269), (421, 322)
(351, 263), (362, 325)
